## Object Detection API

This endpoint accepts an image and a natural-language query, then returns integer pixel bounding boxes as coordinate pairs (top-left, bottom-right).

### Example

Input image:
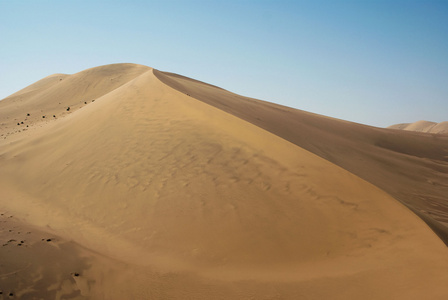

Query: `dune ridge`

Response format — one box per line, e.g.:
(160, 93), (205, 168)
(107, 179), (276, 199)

(0, 63), (150, 142)
(154, 70), (448, 244)
(1, 64), (448, 299)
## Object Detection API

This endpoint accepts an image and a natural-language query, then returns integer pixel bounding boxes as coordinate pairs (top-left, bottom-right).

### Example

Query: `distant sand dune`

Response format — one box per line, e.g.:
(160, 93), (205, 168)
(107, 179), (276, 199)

(389, 120), (448, 134)
(1, 64), (448, 299)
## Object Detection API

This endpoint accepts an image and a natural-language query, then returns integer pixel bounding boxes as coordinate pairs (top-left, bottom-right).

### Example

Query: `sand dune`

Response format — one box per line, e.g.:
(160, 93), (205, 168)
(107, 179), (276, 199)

(0, 63), (149, 142)
(155, 70), (448, 243)
(1, 64), (448, 299)
(389, 120), (448, 134)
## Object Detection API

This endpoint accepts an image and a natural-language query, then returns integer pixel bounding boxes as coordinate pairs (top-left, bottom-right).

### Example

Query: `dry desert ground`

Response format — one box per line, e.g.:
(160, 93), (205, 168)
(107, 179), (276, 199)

(1, 63), (448, 299)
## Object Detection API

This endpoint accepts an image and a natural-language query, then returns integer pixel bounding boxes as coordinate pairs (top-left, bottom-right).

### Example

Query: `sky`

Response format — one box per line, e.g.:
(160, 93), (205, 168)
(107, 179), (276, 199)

(1, 0), (447, 127)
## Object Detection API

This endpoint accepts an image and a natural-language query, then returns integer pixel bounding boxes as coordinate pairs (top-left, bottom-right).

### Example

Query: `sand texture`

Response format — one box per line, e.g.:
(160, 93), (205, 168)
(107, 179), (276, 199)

(155, 70), (448, 243)
(1, 63), (448, 299)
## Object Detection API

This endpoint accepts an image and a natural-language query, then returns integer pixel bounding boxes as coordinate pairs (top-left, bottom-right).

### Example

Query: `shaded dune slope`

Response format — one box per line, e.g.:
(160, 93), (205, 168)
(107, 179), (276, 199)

(1, 64), (448, 298)
(154, 70), (448, 244)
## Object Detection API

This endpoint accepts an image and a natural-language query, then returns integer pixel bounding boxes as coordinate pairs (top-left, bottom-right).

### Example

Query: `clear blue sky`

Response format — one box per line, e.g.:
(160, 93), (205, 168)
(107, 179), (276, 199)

(1, 0), (447, 127)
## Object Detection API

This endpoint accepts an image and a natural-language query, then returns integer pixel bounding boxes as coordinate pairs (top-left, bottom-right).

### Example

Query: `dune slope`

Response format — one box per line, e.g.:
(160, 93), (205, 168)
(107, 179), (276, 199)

(155, 70), (448, 244)
(0, 63), (150, 141)
(0, 64), (448, 299)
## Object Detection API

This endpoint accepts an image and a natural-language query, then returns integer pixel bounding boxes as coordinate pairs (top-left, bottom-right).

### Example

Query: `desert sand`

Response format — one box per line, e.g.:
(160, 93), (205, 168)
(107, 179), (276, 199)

(389, 120), (448, 134)
(1, 63), (448, 299)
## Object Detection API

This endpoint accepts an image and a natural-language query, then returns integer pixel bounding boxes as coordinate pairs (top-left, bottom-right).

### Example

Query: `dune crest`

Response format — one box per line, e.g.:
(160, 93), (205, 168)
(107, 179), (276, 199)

(1, 64), (448, 299)
(0, 63), (150, 142)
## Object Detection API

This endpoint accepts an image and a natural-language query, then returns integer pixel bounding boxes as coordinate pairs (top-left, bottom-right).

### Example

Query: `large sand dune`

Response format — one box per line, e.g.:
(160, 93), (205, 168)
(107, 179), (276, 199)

(155, 70), (448, 243)
(1, 63), (448, 299)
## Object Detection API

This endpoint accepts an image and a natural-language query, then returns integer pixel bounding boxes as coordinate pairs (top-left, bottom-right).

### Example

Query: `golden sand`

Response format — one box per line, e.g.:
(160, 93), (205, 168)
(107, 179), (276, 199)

(1, 64), (447, 299)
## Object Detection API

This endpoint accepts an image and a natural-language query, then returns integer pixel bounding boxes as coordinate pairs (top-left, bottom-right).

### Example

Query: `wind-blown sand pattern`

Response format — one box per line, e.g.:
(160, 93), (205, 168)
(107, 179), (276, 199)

(1, 63), (448, 299)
